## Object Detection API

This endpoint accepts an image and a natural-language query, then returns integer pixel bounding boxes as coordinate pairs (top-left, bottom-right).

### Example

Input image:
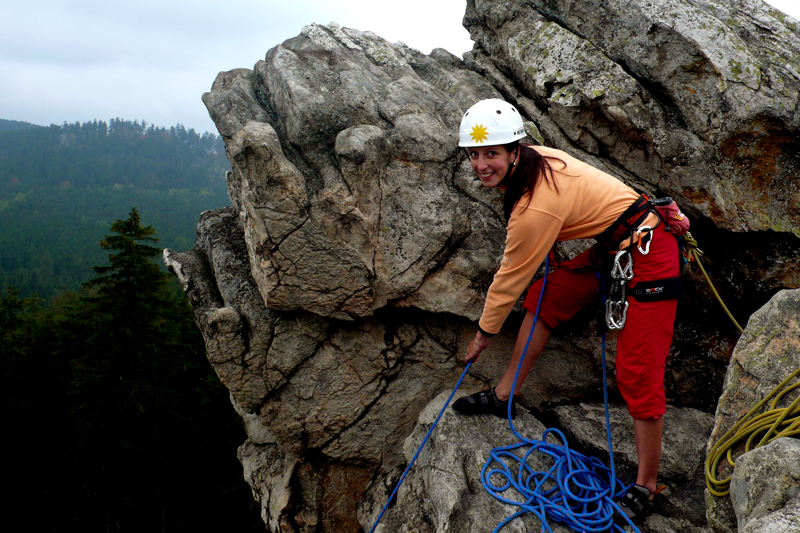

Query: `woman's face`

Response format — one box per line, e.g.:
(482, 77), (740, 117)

(467, 145), (517, 188)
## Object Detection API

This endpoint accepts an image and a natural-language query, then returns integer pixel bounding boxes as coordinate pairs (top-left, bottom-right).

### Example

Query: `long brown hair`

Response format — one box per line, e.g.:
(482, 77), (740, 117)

(501, 143), (563, 220)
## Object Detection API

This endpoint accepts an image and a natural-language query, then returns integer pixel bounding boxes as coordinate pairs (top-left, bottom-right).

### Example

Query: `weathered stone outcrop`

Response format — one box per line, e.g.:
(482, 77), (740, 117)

(730, 438), (800, 533)
(705, 288), (800, 532)
(357, 393), (715, 532)
(165, 1), (799, 531)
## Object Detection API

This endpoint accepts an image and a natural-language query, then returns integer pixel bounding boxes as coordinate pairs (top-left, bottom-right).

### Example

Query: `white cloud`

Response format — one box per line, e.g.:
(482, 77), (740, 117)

(1, 0), (797, 134)
(764, 0), (800, 20)
(1, 0), (471, 132)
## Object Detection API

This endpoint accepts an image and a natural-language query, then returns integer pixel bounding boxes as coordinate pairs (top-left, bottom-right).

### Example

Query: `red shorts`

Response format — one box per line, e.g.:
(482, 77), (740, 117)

(523, 229), (679, 419)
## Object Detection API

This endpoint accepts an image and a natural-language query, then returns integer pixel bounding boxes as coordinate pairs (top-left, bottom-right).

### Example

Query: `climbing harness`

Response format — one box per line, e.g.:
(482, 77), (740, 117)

(705, 367), (800, 497)
(601, 195), (699, 328)
(595, 194), (655, 246)
(599, 193), (660, 331)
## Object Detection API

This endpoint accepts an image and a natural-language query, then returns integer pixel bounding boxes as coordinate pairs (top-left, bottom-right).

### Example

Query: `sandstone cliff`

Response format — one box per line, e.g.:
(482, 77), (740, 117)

(164, 0), (799, 531)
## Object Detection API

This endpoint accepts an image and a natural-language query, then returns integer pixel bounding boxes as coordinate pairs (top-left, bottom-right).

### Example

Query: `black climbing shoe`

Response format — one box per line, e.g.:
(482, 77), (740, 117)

(452, 388), (516, 419)
(614, 484), (660, 525)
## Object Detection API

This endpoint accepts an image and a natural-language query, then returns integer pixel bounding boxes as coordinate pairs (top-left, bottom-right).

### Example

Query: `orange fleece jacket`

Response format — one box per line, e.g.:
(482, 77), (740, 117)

(478, 146), (639, 335)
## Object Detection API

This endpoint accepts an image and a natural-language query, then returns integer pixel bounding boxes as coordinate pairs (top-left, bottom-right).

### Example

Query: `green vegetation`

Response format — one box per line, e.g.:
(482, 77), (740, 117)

(0, 118), (40, 132)
(0, 118), (231, 299)
(0, 120), (263, 529)
(1, 209), (263, 531)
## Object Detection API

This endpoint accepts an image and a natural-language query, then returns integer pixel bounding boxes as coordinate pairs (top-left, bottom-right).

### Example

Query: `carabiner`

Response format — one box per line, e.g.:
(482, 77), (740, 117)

(611, 250), (633, 281)
(606, 249), (634, 329)
(636, 225), (653, 255)
(605, 299), (629, 330)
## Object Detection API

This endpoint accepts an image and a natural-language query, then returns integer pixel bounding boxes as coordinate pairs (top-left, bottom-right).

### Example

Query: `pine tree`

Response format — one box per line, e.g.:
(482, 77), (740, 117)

(71, 208), (192, 530)
(67, 207), (262, 531)
(83, 207), (172, 338)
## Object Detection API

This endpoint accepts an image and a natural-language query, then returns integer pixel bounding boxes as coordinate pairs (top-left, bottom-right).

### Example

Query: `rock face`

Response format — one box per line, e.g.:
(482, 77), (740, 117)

(164, 1), (799, 531)
(705, 288), (800, 533)
(357, 393), (715, 533)
(730, 438), (800, 533)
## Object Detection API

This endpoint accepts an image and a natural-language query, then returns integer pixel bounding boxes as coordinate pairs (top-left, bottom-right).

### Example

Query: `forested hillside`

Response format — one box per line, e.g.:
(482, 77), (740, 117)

(0, 121), (264, 529)
(0, 118), (231, 298)
(2, 210), (263, 531)
(0, 118), (40, 132)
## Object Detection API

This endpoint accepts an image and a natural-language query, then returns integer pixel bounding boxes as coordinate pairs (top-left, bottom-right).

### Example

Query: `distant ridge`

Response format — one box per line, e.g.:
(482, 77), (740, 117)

(0, 119), (43, 133)
(0, 118), (230, 299)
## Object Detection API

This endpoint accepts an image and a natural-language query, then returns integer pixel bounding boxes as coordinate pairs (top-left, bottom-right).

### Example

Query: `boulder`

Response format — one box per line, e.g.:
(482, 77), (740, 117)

(730, 438), (800, 533)
(705, 288), (800, 532)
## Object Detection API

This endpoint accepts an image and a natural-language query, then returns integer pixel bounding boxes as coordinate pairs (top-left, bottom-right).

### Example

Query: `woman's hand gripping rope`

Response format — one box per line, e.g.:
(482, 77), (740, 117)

(466, 330), (491, 362)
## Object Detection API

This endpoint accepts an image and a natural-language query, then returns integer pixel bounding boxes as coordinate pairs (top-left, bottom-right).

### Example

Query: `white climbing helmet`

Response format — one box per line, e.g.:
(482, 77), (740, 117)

(458, 98), (526, 147)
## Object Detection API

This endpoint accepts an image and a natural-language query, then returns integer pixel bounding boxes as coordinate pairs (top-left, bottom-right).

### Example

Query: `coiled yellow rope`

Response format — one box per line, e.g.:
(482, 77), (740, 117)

(681, 232), (744, 334)
(683, 232), (800, 496)
(705, 367), (800, 497)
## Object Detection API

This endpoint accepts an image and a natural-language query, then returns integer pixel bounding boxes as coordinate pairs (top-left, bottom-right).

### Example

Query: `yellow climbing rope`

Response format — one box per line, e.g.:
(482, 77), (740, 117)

(684, 233), (800, 496)
(705, 367), (800, 497)
(681, 232), (744, 334)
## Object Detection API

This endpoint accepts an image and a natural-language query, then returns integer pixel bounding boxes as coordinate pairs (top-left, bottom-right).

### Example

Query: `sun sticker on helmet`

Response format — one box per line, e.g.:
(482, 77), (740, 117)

(470, 124), (489, 143)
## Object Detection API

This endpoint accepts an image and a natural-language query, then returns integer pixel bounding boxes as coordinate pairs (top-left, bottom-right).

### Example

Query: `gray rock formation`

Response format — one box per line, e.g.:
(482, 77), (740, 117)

(705, 288), (800, 532)
(357, 393), (715, 532)
(164, 0), (799, 531)
(730, 438), (800, 533)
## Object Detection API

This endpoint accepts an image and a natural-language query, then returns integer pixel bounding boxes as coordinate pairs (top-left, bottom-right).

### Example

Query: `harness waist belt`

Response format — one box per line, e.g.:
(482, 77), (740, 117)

(630, 276), (683, 302)
(596, 194), (653, 248)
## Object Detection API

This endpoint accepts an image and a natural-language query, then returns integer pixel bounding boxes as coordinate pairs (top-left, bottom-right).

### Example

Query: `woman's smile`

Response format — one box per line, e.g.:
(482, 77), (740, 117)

(468, 145), (517, 188)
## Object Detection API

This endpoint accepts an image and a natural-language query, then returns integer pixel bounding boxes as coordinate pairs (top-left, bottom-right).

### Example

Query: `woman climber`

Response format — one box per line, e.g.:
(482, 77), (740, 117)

(451, 98), (682, 524)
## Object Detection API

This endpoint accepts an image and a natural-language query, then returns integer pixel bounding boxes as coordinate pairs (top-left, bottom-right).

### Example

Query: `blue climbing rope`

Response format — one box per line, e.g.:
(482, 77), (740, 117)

(368, 360), (474, 533)
(479, 258), (642, 532)
(369, 257), (644, 533)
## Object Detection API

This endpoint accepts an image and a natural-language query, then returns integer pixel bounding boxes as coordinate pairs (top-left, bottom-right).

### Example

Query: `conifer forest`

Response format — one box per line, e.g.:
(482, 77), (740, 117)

(0, 118), (230, 299)
(0, 119), (264, 531)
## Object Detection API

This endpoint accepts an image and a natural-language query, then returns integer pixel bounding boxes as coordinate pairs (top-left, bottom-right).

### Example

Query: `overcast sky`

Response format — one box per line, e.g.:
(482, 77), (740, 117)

(1, 0), (797, 135)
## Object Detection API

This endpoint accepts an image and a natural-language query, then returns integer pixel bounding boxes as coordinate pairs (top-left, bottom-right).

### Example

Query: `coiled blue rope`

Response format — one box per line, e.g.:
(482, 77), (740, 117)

(479, 258), (641, 532)
(370, 257), (643, 533)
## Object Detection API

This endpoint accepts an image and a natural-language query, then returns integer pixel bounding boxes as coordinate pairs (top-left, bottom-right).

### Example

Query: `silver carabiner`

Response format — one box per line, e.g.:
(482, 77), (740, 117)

(605, 300), (616, 329)
(611, 250), (633, 281)
(605, 299), (629, 330)
(636, 225), (653, 255)
(606, 249), (634, 329)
